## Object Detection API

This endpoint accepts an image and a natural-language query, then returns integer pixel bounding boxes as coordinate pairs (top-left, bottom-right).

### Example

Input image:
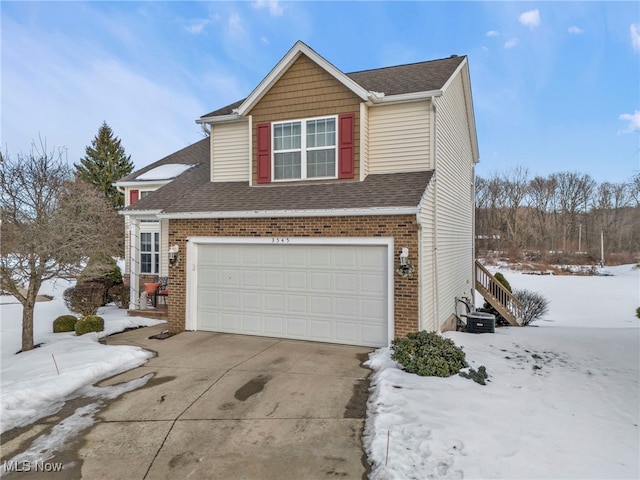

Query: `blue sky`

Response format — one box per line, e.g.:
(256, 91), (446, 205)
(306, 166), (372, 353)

(2, 1), (639, 183)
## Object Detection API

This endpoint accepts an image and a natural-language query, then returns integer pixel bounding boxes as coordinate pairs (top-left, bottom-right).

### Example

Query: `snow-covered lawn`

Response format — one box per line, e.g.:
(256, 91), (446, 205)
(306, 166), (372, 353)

(364, 264), (640, 479)
(0, 279), (164, 434)
(2, 267), (639, 479)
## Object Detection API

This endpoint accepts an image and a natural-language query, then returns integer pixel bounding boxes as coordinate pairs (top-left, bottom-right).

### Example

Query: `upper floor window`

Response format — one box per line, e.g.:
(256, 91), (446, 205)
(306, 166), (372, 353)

(273, 116), (337, 181)
(256, 113), (353, 184)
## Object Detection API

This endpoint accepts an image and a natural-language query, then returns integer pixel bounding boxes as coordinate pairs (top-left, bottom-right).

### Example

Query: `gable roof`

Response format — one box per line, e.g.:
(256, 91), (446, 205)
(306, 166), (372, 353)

(157, 171), (433, 218)
(117, 138), (209, 184)
(199, 42), (466, 121)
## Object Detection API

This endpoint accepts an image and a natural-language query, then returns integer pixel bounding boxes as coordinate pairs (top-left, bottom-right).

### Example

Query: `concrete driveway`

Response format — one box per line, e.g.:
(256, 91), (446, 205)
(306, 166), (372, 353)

(3, 325), (373, 479)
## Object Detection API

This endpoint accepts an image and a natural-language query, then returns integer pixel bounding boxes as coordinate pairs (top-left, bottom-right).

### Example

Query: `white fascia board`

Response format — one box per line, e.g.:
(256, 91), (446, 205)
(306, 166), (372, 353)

(196, 114), (246, 125)
(159, 206), (418, 220)
(369, 90), (442, 105)
(440, 56), (467, 93)
(236, 41), (370, 116)
(113, 180), (171, 188)
(188, 236), (394, 246)
(118, 209), (162, 217)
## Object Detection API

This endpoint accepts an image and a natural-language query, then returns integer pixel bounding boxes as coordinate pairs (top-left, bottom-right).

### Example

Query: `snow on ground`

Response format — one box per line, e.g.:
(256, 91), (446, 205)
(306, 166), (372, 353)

(0, 279), (165, 434)
(364, 264), (640, 480)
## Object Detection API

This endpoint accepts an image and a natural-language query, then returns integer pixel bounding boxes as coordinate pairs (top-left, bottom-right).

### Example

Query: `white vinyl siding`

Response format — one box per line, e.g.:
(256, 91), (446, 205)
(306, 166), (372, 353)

(432, 71), (475, 329)
(211, 121), (250, 182)
(160, 218), (169, 276)
(360, 103), (369, 180)
(368, 100), (431, 173)
(418, 183), (437, 332)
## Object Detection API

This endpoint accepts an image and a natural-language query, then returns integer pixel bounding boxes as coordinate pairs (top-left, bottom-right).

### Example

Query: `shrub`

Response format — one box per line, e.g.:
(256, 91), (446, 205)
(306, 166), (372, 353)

(459, 365), (489, 385)
(513, 289), (550, 325)
(78, 256), (123, 306)
(636, 307), (640, 319)
(75, 315), (104, 335)
(108, 283), (130, 309)
(391, 331), (467, 377)
(482, 272), (512, 326)
(63, 282), (105, 316)
(53, 315), (78, 333)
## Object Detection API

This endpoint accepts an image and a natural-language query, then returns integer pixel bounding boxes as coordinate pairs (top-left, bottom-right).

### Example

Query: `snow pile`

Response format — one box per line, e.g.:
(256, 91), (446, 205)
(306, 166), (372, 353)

(135, 163), (194, 181)
(364, 265), (640, 479)
(0, 279), (164, 434)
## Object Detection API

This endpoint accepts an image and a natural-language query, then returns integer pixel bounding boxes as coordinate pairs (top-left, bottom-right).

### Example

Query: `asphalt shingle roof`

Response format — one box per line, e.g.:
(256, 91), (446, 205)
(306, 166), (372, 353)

(201, 55), (466, 118)
(162, 171), (433, 214)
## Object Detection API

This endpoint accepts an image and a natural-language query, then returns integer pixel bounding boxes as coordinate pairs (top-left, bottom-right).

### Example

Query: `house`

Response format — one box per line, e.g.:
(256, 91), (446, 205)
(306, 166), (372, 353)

(116, 41), (479, 348)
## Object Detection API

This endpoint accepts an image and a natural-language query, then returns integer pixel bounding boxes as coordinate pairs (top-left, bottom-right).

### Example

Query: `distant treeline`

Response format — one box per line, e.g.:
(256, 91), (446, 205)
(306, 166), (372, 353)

(475, 167), (640, 264)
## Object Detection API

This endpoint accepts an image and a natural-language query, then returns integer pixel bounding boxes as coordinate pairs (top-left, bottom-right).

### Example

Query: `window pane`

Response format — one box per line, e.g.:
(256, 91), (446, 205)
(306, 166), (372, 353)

(274, 152), (302, 179)
(274, 121), (301, 151)
(154, 253), (159, 274)
(307, 118), (335, 148)
(141, 233), (151, 252)
(141, 253), (152, 273)
(307, 149), (336, 178)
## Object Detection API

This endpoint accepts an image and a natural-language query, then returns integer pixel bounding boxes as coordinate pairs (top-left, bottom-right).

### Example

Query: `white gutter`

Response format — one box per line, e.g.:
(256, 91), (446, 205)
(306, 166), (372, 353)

(196, 114), (247, 125)
(368, 89), (443, 105)
(113, 180), (172, 188)
(158, 206), (418, 220)
(117, 209), (162, 216)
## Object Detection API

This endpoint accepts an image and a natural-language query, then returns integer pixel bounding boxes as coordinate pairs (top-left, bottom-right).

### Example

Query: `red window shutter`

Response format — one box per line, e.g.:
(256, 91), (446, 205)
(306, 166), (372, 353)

(338, 113), (355, 179)
(256, 122), (271, 184)
(129, 189), (139, 204)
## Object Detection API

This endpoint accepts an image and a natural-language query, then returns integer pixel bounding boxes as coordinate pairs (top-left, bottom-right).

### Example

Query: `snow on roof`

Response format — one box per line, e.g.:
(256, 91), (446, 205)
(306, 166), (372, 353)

(135, 164), (195, 181)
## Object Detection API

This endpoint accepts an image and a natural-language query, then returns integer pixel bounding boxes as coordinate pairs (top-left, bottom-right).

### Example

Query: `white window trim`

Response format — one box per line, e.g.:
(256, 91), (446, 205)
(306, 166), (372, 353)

(271, 115), (338, 181)
(139, 222), (160, 275)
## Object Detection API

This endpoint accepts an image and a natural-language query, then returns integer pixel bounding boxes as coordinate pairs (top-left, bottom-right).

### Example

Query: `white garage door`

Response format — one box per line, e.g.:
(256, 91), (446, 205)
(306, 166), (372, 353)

(194, 243), (388, 347)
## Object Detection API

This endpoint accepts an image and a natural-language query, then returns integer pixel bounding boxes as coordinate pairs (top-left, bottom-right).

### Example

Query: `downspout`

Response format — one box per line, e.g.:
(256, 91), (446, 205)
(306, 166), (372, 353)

(432, 98), (441, 332)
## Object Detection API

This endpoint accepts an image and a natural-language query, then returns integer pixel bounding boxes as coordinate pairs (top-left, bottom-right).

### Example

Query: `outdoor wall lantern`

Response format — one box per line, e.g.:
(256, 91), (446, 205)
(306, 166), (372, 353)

(169, 244), (180, 267)
(397, 247), (414, 277)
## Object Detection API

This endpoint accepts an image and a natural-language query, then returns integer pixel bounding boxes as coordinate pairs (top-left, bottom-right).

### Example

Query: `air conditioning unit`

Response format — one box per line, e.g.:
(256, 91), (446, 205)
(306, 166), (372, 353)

(466, 312), (495, 334)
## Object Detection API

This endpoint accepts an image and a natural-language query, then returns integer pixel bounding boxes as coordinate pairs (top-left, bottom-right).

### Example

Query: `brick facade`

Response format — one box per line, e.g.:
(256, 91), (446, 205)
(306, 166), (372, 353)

(166, 215), (420, 340)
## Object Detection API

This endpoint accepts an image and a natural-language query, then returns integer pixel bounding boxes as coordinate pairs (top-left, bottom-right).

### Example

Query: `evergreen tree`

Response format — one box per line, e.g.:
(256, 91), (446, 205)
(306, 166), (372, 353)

(75, 122), (133, 208)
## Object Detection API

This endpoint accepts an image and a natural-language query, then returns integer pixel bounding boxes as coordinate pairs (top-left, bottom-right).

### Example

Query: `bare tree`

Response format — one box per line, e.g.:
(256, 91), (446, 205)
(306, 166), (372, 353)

(1, 144), (120, 352)
(500, 167), (530, 255)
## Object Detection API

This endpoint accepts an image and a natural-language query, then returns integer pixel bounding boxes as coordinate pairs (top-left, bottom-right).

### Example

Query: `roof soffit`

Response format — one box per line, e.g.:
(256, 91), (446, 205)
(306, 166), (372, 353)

(235, 41), (370, 116)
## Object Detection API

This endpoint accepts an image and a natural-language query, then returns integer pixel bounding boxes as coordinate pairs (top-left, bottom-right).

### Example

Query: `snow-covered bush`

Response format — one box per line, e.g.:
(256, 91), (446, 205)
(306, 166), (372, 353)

(513, 289), (550, 325)
(53, 315), (78, 333)
(391, 331), (467, 377)
(75, 315), (104, 336)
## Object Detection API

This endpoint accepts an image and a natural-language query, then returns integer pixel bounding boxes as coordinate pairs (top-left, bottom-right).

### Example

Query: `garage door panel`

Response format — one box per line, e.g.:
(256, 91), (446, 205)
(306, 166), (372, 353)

(264, 271), (284, 289)
(196, 243), (388, 347)
(286, 318), (307, 336)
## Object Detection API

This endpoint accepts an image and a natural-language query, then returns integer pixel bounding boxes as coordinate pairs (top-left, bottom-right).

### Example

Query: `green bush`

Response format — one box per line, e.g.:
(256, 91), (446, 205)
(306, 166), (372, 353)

(391, 331), (467, 377)
(63, 282), (105, 316)
(108, 283), (130, 309)
(53, 315), (78, 333)
(636, 307), (640, 319)
(75, 315), (105, 335)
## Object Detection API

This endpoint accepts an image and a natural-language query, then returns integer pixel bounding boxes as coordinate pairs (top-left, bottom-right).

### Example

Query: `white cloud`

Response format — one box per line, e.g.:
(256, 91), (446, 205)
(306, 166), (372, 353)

(253, 0), (284, 17)
(184, 19), (210, 35)
(228, 13), (245, 38)
(618, 111), (640, 134)
(504, 37), (519, 49)
(631, 24), (640, 51)
(519, 9), (540, 29)
(568, 26), (584, 35)
(486, 30), (500, 37)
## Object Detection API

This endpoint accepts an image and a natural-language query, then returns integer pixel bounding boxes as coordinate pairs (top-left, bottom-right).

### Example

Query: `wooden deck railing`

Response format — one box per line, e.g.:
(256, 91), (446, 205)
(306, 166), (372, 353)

(475, 260), (524, 326)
